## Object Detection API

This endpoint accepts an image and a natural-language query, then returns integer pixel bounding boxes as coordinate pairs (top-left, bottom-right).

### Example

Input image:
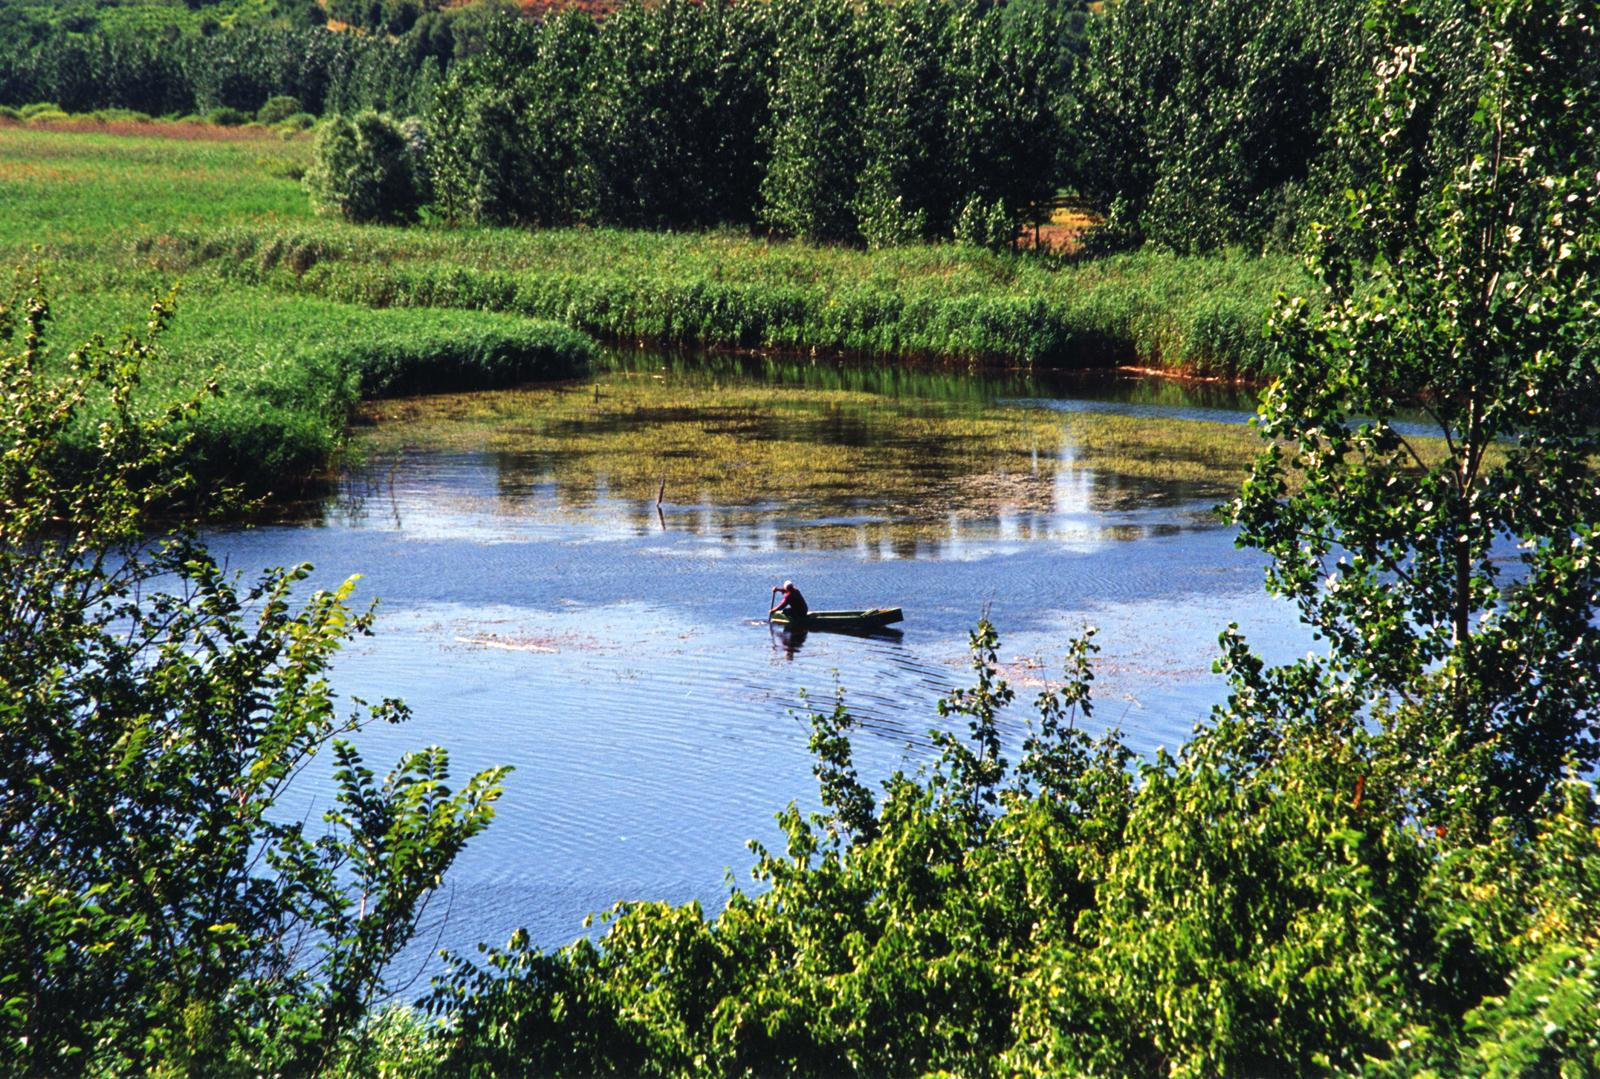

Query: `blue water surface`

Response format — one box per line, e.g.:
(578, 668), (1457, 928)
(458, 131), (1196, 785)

(202, 355), (1316, 983)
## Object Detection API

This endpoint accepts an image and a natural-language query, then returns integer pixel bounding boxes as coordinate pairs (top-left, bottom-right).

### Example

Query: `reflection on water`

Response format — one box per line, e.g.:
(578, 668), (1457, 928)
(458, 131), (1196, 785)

(328, 350), (1265, 559)
(324, 449), (1226, 561)
(769, 620), (906, 659)
(219, 349), (1310, 967)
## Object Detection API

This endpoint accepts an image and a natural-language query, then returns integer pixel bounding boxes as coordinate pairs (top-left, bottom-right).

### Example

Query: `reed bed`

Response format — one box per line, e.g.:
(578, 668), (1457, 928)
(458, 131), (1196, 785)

(153, 223), (1298, 375)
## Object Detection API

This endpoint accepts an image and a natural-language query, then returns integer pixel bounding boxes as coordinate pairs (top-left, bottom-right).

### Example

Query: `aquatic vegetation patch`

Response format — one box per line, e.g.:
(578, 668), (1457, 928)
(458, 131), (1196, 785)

(355, 368), (1272, 532)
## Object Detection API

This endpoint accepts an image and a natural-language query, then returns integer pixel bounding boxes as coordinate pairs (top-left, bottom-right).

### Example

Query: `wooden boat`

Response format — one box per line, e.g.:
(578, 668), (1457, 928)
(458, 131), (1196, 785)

(771, 607), (904, 630)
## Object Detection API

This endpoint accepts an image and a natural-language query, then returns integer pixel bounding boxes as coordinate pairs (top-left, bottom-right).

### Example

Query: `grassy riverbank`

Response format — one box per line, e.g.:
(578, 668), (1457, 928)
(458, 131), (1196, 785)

(4, 124), (1301, 372)
(145, 224), (1297, 374)
(31, 282), (595, 494)
(2, 123), (1300, 493)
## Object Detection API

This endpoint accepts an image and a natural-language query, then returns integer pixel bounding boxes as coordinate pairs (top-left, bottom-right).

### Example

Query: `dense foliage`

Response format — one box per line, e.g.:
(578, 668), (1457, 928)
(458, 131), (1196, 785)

(0, 0), (442, 118)
(314, 0), (1486, 251)
(0, 280), (508, 1074)
(305, 109), (429, 223)
(1235, 0), (1600, 826)
(419, 0), (1068, 244)
(1067, 0), (1359, 251)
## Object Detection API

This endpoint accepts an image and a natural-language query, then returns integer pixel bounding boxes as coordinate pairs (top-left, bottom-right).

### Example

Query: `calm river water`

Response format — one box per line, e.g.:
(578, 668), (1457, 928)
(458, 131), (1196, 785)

(204, 350), (1315, 979)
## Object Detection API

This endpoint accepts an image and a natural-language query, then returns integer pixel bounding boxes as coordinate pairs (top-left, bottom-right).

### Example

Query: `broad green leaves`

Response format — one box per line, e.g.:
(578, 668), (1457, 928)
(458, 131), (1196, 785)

(1235, 0), (1600, 823)
(0, 284), (506, 1073)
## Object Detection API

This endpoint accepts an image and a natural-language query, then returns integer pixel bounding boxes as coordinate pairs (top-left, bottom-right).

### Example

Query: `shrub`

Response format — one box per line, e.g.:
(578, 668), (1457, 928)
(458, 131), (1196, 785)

(855, 186), (928, 250)
(0, 106), (19, 121)
(0, 284), (508, 1074)
(304, 110), (427, 224)
(953, 195), (1015, 252)
(257, 94), (304, 125)
(18, 102), (62, 119)
(205, 106), (251, 126)
(24, 109), (71, 125)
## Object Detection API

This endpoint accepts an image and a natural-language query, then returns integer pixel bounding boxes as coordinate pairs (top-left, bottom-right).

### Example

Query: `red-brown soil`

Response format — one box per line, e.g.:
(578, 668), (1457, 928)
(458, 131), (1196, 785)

(0, 117), (292, 142)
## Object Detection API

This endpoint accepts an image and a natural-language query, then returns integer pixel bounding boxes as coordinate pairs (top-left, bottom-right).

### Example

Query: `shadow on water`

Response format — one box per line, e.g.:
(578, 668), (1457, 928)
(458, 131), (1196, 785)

(601, 347), (1266, 416)
(768, 621), (907, 659)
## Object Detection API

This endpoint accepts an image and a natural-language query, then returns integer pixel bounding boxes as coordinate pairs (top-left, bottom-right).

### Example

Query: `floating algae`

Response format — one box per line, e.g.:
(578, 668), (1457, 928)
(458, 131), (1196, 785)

(350, 355), (1268, 553)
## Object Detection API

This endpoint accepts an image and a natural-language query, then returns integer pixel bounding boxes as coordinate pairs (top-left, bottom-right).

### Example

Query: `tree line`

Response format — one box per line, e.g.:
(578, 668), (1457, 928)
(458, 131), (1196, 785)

(1, 0), (1512, 255)
(0, 0), (471, 119)
(5, 0), (1463, 253)
(302, 0), (1522, 254)
(307, 0), (1077, 247)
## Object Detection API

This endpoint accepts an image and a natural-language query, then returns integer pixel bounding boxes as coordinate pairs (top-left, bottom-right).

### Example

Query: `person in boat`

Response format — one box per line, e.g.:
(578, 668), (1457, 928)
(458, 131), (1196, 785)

(770, 580), (809, 621)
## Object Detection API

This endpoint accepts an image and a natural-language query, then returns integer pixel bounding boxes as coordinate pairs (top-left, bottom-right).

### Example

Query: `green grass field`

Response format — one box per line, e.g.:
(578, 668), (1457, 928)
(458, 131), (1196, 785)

(2, 124), (595, 494)
(0, 122), (1302, 495)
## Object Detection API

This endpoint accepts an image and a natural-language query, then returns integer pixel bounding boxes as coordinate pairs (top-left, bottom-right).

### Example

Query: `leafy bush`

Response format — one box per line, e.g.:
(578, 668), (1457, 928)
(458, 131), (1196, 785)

(0, 283), (508, 1073)
(205, 105), (250, 125)
(257, 93), (303, 124)
(953, 194), (1015, 251)
(305, 110), (427, 224)
(0, 106), (18, 121)
(18, 102), (62, 119)
(24, 108), (70, 124)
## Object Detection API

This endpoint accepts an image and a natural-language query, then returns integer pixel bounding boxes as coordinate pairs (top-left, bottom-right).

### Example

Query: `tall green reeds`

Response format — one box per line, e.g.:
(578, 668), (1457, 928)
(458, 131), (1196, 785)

(38, 287), (596, 495)
(154, 224), (1298, 375)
